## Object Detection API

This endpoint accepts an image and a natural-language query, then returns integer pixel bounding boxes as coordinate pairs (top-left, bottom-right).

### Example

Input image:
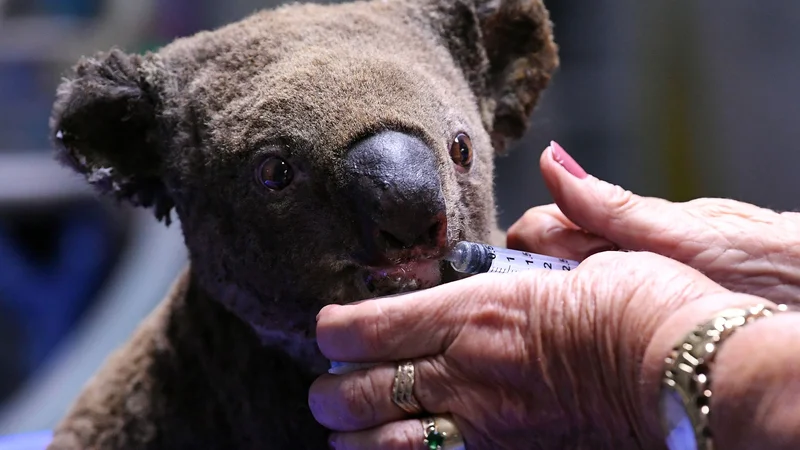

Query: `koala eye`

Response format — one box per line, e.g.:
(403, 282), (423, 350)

(449, 132), (473, 171)
(257, 156), (294, 190)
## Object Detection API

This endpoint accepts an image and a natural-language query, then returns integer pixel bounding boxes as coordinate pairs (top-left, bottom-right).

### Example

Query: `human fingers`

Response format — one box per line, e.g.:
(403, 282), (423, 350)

(308, 356), (468, 431)
(327, 414), (474, 450)
(506, 203), (616, 261)
(539, 141), (692, 255)
(310, 364), (403, 432)
(669, 197), (800, 303)
(314, 251), (733, 447)
(540, 142), (800, 304)
(309, 360), (451, 432)
(315, 270), (566, 363)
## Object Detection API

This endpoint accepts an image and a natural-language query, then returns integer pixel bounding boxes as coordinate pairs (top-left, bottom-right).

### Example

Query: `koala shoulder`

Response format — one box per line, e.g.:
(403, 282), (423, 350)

(47, 268), (303, 450)
(47, 272), (194, 450)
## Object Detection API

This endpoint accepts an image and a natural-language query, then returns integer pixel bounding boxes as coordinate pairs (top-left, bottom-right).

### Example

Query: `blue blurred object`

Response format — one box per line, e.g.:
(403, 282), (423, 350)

(8, 0), (102, 18)
(42, 0), (102, 18)
(0, 202), (120, 401)
(0, 430), (51, 450)
(0, 62), (47, 150)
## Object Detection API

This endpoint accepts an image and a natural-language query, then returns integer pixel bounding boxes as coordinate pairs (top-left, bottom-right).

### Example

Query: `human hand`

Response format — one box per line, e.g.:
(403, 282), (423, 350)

(507, 141), (800, 305)
(309, 250), (771, 449)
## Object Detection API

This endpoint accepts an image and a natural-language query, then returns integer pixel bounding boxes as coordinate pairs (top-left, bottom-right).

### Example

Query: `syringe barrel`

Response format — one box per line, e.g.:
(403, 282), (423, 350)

(447, 241), (579, 274)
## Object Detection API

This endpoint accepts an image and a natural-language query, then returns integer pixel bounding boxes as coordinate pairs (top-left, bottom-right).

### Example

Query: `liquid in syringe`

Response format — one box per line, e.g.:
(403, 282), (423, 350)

(444, 241), (579, 274)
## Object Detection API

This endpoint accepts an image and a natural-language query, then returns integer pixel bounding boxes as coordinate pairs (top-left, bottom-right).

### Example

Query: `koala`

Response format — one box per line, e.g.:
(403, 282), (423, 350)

(47, 0), (558, 448)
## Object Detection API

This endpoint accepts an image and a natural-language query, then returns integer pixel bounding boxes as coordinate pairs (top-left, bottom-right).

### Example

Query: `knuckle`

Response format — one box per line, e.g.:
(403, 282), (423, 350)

(340, 375), (378, 425)
(605, 183), (637, 215)
(355, 311), (391, 357)
(465, 292), (506, 329)
(690, 197), (776, 225)
(687, 197), (740, 212)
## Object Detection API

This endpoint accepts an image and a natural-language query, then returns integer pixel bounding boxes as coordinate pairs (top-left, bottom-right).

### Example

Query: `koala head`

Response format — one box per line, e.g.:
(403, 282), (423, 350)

(50, 0), (558, 346)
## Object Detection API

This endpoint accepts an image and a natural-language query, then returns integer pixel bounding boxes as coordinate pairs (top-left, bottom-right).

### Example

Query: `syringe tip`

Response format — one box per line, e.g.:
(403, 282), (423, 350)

(443, 241), (474, 273)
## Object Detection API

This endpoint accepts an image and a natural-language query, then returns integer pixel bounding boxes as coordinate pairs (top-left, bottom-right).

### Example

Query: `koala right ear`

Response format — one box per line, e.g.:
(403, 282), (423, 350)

(51, 48), (175, 224)
(422, 0), (560, 154)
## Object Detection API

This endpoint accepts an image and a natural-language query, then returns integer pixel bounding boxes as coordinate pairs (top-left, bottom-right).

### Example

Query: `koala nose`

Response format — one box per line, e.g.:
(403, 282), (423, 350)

(345, 130), (447, 261)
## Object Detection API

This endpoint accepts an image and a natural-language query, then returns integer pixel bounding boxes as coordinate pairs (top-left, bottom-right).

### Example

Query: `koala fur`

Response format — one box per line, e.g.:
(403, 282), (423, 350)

(47, 0), (558, 448)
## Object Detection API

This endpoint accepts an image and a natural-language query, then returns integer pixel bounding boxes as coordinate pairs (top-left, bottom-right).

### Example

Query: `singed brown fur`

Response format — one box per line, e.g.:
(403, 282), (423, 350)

(47, 0), (558, 448)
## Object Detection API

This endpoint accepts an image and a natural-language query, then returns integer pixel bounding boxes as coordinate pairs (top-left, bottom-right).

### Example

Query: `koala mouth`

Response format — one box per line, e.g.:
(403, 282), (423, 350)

(362, 259), (443, 296)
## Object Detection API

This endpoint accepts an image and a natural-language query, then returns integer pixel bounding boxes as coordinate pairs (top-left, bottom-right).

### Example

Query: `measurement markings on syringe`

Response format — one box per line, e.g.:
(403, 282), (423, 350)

(444, 241), (580, 275)
(486, 247), (572, 271)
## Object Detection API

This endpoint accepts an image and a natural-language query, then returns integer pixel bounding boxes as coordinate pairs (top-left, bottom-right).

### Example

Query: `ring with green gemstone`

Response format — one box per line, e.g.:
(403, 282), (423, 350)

(421, 414), (465, 450)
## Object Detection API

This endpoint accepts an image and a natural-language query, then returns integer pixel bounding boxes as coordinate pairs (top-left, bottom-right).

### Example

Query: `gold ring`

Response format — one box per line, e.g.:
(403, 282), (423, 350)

(392, 361), (424, 415)
(421, 414), (465, 450)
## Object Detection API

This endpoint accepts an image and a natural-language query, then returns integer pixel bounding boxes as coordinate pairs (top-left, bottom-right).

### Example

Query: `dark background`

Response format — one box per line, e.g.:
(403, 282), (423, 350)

(1, 0), (798, 435)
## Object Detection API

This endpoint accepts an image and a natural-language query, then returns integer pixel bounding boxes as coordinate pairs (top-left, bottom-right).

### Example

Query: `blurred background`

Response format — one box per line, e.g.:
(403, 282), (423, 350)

(0, 0), (798, 437)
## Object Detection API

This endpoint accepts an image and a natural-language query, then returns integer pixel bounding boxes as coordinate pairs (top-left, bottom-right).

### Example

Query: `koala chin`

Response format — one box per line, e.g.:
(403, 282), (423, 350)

(47, 0), (559, 448)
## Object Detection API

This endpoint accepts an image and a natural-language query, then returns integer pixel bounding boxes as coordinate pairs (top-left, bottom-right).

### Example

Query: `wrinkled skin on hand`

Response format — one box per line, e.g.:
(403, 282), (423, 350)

(508, 144), (800, 306)
(310, 250), (732, 449)
(309, 144), (795, 449)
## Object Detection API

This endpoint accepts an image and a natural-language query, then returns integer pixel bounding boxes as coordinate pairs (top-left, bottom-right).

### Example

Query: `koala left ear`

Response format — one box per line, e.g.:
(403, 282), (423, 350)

(424, 0), (559, 154)
(51, 48), (175, 224)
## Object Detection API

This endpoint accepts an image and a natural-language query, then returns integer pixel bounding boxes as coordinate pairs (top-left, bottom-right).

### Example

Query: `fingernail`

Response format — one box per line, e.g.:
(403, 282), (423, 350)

(550, 140), (588, 179)
(328, 434), (339, 449)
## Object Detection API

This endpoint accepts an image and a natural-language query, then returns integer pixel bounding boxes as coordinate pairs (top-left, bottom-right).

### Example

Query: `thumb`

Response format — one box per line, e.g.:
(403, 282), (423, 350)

(539, 141), (685, 253)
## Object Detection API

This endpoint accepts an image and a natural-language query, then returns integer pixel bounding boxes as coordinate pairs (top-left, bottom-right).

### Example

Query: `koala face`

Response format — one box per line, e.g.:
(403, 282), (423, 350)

(50, 0), (558, 342)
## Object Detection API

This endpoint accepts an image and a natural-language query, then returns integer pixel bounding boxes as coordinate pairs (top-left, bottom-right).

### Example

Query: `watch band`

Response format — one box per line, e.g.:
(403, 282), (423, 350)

(659, 303), (788, 450)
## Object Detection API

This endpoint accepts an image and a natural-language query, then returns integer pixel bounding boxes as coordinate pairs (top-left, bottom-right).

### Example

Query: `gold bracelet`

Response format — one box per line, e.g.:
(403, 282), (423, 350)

(659, 303), (788, 450)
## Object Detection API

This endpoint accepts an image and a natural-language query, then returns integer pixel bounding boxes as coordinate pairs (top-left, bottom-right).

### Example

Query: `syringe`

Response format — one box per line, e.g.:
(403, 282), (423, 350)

(444, 240), (580, 274)
(328, 241), (580, 375)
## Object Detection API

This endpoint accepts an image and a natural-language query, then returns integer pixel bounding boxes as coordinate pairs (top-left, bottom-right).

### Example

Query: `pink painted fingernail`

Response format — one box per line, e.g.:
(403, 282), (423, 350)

(550, 141), (588, 179)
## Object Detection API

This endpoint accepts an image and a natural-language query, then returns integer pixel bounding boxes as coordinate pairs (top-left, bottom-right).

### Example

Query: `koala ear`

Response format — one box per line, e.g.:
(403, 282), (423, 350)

(429, 0), (559, 154)
(51, 48), (175, 224)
